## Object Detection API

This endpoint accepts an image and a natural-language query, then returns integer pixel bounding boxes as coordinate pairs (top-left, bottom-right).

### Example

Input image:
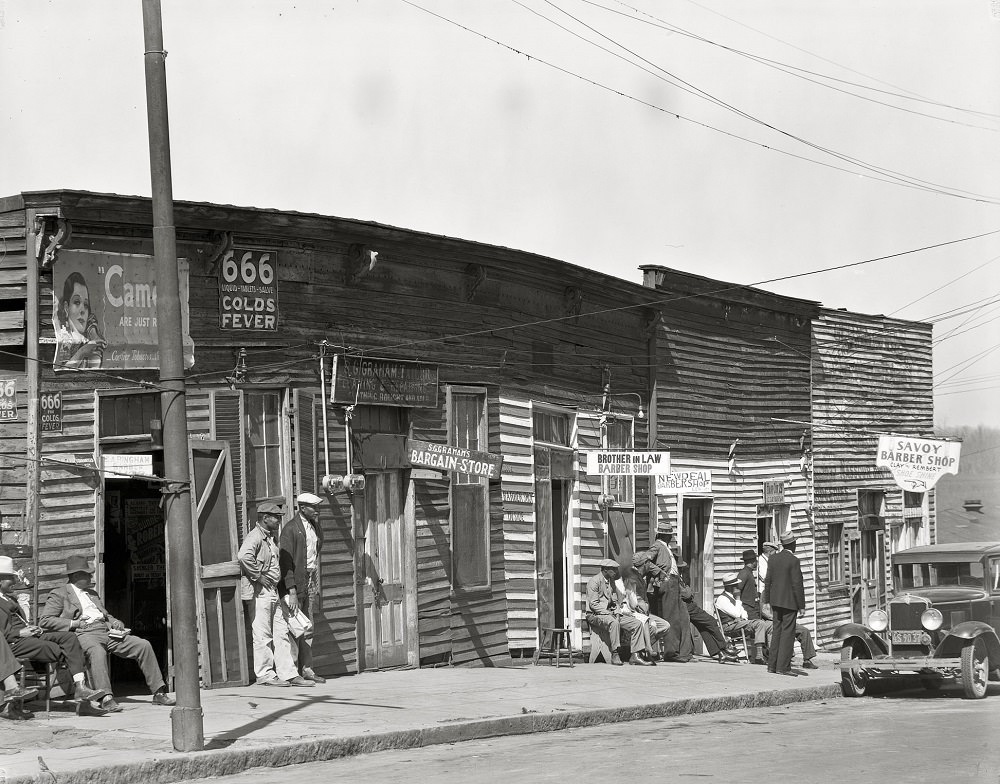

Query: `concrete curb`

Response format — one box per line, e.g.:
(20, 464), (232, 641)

(6, 683), (841, 784)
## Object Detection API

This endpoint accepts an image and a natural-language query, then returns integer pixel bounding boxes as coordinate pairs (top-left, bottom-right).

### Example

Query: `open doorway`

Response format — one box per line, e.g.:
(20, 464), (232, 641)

(681, 497), (714, 609)
(103, 477), (168, 695)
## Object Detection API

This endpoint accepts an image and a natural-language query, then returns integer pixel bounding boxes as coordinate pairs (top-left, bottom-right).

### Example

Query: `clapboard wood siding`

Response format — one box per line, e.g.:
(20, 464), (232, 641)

(811, 309), (934, 646)
(574, 413), (604, 651)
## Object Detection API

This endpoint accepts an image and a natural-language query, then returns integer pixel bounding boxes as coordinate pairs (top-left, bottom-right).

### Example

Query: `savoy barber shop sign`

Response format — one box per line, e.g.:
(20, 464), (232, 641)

(876, 435), (961, 492)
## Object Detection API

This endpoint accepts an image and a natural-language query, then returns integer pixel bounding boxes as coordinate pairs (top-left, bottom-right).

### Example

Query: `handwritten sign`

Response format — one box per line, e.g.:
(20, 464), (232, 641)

(586, 451), (671, 476)
(656, 470), (712, 494)
(103, 453), (154, 480)
(39, 391), (62, 433)
(332, 356), (438, 408)
(876, 435), (961, 492)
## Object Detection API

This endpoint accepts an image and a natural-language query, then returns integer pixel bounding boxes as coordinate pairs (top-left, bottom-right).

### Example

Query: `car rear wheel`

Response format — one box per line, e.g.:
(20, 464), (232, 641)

(960, 638), (989, 700)
(841, 642), (868, 697)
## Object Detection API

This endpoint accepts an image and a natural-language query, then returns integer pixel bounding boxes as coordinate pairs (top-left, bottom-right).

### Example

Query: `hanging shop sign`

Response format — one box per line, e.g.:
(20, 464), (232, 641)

(331, 356), (439, 407)
(39, 391), (62, 433)
(762, 480), (786, 505)
(219, 248), (278, 331)
(585, 450), (671, 476)
(875, 435), (962, 492)
(102, 453), (155, 480)
(0, 379), (17, 421)
(407, 438), (503, 479)
(656, 469), (712, 494)
(51, 249), (194, 372)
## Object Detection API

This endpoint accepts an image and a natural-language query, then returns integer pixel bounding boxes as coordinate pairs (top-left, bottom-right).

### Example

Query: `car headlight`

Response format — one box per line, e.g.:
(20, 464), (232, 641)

(921, 608), (943, 631)
(867, 609), (889, 632)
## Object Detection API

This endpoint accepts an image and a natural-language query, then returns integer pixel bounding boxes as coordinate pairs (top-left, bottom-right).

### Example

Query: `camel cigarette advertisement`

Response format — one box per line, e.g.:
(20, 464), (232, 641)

(51, 249), (194, 372)
(875, 435), (961, 492)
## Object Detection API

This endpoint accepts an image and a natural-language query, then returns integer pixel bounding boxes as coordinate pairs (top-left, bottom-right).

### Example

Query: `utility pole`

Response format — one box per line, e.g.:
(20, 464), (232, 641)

(141, 0), (204, 751)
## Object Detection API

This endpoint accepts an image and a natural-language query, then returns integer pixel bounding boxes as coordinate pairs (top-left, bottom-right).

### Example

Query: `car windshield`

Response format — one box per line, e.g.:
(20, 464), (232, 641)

(894, 560), (984, 590)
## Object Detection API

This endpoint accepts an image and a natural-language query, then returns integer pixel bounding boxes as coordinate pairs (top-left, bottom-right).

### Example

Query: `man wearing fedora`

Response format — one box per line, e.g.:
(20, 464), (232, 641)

(0, 556), (108, 714)
(762, 531), (806, 676)
(715, 572), (771, 664)
(585, 559), (653, 666)
(40, 555), (174, 712)
(239, 501), (309, 687)
(279, 492), (326, 684)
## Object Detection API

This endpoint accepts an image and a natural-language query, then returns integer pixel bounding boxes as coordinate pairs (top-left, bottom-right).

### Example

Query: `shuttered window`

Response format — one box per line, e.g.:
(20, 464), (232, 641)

(450, 387), (490, 590)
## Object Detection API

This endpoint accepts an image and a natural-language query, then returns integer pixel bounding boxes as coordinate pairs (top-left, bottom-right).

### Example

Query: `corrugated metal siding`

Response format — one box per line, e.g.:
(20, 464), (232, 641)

(38, 390), (97, 596)
(812, 309), (934, 647)
(499, 395), (536, 650)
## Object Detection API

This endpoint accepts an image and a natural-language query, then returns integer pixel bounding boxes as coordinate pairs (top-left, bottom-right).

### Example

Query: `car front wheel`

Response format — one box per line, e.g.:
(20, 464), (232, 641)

(841, 642), (868, 697)
(960, 638), (989, 699)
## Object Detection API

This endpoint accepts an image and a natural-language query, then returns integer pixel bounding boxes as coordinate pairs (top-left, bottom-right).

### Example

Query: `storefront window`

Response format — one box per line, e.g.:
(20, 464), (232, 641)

(451, 388), (490, 590)
(603, 417), (634, 505)
(245, 391), (284, 505)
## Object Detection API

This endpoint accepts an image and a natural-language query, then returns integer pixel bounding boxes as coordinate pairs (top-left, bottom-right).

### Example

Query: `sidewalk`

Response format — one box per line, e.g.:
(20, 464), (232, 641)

(0, 652), (843, 784)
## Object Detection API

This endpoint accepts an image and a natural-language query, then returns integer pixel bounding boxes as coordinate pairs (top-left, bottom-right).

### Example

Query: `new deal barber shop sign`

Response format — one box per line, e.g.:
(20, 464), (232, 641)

(876, 435), (961, 492)
(407, 439), (503, 479)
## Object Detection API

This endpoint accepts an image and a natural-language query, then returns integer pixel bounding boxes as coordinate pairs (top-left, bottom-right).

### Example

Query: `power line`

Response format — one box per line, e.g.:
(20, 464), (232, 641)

(890, 254), (1000, 319)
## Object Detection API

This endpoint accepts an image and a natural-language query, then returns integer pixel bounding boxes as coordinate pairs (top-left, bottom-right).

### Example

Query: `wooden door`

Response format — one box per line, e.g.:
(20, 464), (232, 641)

(187, 441), (248, 688)
(361, 471), (408, 669)
(682, 498), (714, 609)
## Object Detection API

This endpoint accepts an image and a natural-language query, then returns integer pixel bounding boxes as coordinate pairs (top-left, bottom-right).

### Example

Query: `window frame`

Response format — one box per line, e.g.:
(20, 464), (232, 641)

(828, 522), (845, 585)
(601, 414), (635, 507)
(243, 388), (292, 513)
(447, 385), (491, 592)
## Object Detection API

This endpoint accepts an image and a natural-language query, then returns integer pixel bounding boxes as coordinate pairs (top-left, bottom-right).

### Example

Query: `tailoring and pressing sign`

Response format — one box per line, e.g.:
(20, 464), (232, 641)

(876, 435), (962, 492)
(331, 356), (439, 407)
(407, 438), (503, 479)
(0, 379), (17, 421)
(219, 248), (278, 330)
(102, 453), (155, 480)
(39, 391), (62, 433)
(586, 451), (671, 476)
(656, 469), (712, 494)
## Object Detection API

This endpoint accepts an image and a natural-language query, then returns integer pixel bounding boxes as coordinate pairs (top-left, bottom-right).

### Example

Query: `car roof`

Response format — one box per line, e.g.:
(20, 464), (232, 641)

(893, 541), (1000, 564)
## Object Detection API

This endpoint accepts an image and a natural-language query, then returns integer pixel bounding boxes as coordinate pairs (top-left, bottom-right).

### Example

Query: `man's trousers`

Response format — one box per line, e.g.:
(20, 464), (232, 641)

(585, 612), (645, 654)
(7, 630), (87, 676)
(77, 630), (165, 694)
(768, 606), (798, 672)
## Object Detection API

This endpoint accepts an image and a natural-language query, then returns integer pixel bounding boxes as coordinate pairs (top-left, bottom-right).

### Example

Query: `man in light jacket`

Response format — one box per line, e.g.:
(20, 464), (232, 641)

(280, 492), (326, 684)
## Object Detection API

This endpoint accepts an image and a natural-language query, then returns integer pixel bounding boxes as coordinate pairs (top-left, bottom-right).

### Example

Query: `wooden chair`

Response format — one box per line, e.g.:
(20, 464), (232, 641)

(533, 627), (574, 667)
(714, 608), (750, 663)
(18, 658), (56, 712)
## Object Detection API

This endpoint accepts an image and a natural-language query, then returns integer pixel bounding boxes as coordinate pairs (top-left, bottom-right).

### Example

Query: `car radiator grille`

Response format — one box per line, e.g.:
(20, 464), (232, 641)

(889, 601), (927, 630)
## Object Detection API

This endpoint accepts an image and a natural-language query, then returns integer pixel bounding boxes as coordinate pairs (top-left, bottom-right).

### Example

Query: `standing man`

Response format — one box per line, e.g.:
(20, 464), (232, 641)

(238, 502), (311, 688)
(40, 555), (174, 712)
(585, 559), (652, 666)
(642, 524), (694, 662)
(762, 531), (805, 677)
(279, 492), (326, 684)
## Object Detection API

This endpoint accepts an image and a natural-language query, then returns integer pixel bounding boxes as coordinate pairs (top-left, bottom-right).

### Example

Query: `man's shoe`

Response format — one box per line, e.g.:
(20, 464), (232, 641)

(2, 686), (38, 705)
(76, 699), (109, 717)
(752, 656), (768, 665)
(802, 659), (819, 670)
(74, 685), (109, 703)
(629, 655), (654, 666)
(152, 692), (176, 706)
(719, 651), (741, 663)
(286, 676), (315, 687)
(1, 704), (34, 720)
(610, 653), (624, 666)
(258, 678), (291, 687)
(101, 697), (124, 713)
(302, 668), (327, 684)
(767, 668), (776, 674)
(776, 670), (798, 677)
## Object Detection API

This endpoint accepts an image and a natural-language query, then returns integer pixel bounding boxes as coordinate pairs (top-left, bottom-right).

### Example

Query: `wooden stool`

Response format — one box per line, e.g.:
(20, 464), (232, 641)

(532, 628), (574, 667)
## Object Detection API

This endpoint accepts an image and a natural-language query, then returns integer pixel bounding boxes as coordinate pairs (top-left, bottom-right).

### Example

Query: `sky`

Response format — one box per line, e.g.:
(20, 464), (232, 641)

(1, 0), (999, 429)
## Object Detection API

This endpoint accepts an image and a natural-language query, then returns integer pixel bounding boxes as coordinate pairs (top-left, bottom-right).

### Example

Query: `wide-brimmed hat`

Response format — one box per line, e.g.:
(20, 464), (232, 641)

(0, 555), (15, 578)
(296, 492), (323, 506)
(66, 555), (94, 575)
(779, 531), (797, 545)
(741, 549), (757, 562)
(722, 572), (740, 587)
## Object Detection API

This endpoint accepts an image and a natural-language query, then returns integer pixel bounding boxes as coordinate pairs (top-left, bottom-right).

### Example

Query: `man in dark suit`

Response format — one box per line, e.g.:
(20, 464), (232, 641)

(762, 532), (806, 676)
(40, 555), (174, 712)
(280, 492), (326, 684)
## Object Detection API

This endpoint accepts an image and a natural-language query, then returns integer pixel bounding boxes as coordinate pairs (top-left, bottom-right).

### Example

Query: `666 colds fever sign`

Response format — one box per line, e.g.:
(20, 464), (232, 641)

(219, 249), (278, 330)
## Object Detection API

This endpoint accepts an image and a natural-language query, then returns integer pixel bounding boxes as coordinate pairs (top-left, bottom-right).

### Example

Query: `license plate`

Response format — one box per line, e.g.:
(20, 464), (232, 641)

(891, 631), (926, 645)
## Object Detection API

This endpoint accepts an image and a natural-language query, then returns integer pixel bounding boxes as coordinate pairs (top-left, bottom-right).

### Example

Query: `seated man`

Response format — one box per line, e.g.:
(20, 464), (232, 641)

(625, 556), (671, 648)
(715, 572), (771, 664)
(585, 559), (653, 666)
(737, 551), (817, 670)
(0, 556), (107, 716)
(40, 555), (176, 712)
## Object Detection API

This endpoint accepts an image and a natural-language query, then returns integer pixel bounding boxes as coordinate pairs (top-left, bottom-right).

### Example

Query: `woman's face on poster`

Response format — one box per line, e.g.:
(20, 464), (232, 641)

(64, 281), (90, 334)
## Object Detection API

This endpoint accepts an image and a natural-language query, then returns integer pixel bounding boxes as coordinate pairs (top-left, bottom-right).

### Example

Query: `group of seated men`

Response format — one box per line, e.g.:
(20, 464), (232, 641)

(585, 544), (818, 669)
(0, 554), (174, 719)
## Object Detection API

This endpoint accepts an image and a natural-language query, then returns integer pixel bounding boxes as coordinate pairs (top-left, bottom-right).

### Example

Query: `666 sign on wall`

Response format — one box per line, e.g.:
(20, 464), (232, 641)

(219, 248), (278, 331)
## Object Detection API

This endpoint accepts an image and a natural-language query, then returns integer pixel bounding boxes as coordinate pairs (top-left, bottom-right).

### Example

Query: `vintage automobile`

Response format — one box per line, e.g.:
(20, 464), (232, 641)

(835, 541), (1000, 699)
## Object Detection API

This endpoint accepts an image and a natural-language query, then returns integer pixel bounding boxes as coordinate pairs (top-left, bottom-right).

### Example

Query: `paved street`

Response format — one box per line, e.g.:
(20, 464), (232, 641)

(186, 686), (1000, 784)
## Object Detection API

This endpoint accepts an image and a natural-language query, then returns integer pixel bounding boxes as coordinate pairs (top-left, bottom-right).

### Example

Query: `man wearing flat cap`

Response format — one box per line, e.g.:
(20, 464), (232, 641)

(239, 501), (309, 687)
(40, 555), (174, 712)
(762, 531), (806, 676)
(585, 559), (652, 666)
(280, 491), (326, 684)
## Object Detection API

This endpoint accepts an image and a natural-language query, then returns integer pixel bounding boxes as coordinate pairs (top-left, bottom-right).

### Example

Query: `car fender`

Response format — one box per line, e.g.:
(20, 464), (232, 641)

(935, 623), (1000, 661)
(833, 623), (888, 657)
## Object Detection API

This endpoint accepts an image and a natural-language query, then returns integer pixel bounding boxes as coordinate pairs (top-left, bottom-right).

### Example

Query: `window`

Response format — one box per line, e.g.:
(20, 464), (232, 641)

(532, 410), (571, 446)
(245, 391), (285, 507)
(450, 388), (490, 590)
(602, 417), (634, 505)
(828, 523), (844, 583)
